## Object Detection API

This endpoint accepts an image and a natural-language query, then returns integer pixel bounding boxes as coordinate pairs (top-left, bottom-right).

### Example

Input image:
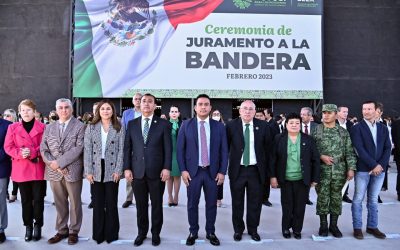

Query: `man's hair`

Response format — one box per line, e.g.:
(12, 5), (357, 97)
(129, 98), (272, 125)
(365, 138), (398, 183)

(376, 102), (384, 112)
(301, 107), (313, 116)
(141, 93), (156, 102)
(264, 108), (273, 117)
(56, 98), (73, 109)
(195, 94), (211, 105)
(362, 100), (378, 110)
(285, 112), (302, 124)
(337, 106), (348, 112)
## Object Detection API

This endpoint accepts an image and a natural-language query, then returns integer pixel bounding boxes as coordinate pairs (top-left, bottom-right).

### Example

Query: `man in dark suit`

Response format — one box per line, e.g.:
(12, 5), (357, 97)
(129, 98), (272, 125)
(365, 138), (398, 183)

(336, 106), (354, 203)
(177, 94), (228, 246)
(227, 101), (272, 241)
(123, 93), (172, 246)
(264, 108), (280, 136)
(300, 107), (317, 205)
(350, 101), (391, 240)
(391, 118), (400, 201)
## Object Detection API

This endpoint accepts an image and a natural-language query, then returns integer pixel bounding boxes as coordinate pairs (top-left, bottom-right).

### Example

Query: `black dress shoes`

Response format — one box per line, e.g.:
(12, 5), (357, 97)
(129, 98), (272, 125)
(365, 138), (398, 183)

(233, 233), (242, 241)
(206, 233), (220, 246)
(250, 232), (261, 241)
(378, 196), (383, 203)
(306, 200), (313, 205)
(293, 232), (301, 239)
(262, 200), (272, 207)
(25, 226), (33, 242)
(186, 233), (198, 246)
(32, 225), (42, 241)
(152, 235), (161, 246)
(133, 235), (146, 246)
(0, 232), (6, 243)
(282, 230), (291, 239)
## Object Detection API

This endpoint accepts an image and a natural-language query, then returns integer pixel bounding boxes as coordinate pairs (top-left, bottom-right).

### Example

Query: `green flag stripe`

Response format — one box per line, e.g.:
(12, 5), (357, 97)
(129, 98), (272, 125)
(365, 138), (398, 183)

(73, 0), (103, 97)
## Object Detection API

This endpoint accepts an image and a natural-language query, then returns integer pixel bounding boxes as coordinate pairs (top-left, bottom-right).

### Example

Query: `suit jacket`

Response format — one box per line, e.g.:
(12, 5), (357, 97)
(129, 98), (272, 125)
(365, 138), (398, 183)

(0, 119), (13, 178)
(40, 117), (85, 182)
(4, 120), (46, 182)
(350, 119), (391, 172)
(392, 119), (400, 162)
(123, 115), (172, 179)
(269, 132), (320, 186)
(84, 122), (125, 182)
(302, 121), (316, 135)
(336, 119), (354, 133)
(226, 118), (272, 184)
(121, 108), (141, 129)
(177, 118), (228, 179)
(267, 118), (280, 137)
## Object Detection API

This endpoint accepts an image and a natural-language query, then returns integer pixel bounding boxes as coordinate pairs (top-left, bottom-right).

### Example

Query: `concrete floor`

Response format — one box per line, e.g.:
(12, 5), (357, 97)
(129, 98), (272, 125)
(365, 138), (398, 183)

(2, 161), (400, 250)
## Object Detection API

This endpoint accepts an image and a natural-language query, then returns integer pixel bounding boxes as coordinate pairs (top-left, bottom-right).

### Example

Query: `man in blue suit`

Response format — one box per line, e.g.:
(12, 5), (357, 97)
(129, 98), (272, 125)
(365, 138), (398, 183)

(177, 94), (228, 246)
(350, 101), (391, 240)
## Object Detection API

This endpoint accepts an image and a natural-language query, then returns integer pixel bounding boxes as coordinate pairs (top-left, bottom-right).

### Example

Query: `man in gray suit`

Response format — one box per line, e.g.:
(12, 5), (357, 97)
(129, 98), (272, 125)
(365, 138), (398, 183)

(40, 98), (85, 245)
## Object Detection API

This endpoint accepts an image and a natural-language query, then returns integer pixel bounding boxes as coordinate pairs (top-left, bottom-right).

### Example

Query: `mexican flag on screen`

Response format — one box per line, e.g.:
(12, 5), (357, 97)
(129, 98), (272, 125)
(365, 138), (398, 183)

(73, 0), (222, 97)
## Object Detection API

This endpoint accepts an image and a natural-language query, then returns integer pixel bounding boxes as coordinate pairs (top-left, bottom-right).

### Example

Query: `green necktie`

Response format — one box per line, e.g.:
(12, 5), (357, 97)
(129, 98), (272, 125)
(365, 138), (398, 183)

(243, 124), (250, 166)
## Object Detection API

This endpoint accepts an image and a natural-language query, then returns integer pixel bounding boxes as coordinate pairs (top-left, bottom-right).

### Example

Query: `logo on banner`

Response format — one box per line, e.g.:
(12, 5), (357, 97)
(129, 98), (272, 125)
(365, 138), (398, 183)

(233, 0), (252, 9)
(101, 0), (157, 47)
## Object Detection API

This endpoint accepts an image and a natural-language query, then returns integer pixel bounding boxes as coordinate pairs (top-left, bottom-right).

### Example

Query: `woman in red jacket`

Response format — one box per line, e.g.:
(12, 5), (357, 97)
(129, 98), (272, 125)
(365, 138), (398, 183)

(4, 99), (46, 242)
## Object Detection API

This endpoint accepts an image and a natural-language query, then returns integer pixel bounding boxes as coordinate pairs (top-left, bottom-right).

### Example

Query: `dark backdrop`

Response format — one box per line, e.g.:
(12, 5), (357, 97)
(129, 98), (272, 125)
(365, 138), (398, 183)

(0, 0), (399, 119)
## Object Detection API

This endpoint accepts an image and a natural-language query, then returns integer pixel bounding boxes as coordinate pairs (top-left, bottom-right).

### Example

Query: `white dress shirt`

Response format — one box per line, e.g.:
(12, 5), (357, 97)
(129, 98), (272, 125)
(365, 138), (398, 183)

(141, 114), (154, 134)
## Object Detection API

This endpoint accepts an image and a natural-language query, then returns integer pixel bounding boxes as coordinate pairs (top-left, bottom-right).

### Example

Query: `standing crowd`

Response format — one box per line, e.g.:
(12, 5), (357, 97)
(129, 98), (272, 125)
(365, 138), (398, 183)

(0, 93), (398, 246)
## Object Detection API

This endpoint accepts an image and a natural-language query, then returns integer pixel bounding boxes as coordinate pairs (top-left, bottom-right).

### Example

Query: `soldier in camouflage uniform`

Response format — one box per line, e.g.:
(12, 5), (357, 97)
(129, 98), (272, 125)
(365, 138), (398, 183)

(311, 104), (357, 238)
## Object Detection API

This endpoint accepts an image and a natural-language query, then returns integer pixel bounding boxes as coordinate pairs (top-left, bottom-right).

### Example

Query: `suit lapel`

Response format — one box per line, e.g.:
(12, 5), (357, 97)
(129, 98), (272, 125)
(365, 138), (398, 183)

(106, 125), (116, 149)
(237, 119), (245, 148)
(60, 118), (75, 144)
(193, 118), (199, 149)
(144, 116), (159, 144)
(253, 119), (261, 150)
(16, 123), (34, 146)
(361, 120), (377, 151)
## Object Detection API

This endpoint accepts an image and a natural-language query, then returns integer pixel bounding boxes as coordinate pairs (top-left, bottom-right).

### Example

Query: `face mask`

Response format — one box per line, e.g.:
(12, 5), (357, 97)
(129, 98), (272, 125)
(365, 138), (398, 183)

(212, 116), (221, 121)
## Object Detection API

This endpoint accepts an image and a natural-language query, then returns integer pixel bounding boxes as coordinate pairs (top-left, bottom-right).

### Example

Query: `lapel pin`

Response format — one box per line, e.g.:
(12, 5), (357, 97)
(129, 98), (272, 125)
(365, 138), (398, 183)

(255, 127), (259, 130)
(302, 143), (306, 146)
(154, 120), (157, 123)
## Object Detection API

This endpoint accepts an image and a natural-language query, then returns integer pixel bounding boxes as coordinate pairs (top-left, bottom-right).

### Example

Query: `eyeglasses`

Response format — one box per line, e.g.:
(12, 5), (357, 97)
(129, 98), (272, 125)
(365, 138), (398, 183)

(240, 107), (255, 111)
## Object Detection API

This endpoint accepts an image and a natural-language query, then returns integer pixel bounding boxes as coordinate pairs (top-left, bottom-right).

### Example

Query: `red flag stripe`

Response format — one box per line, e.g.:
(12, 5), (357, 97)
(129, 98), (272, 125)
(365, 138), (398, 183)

(164, 0), (223, 29)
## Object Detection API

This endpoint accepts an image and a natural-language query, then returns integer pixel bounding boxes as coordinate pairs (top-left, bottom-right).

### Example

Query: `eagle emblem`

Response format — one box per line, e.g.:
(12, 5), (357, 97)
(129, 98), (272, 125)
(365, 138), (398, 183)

(101, 0), (158, 46)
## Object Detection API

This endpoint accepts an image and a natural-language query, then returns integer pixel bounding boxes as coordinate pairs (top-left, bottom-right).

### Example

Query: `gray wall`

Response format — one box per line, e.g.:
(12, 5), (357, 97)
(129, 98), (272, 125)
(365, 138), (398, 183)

(0, 0), (71, 114)
(1, 0), (399, 119)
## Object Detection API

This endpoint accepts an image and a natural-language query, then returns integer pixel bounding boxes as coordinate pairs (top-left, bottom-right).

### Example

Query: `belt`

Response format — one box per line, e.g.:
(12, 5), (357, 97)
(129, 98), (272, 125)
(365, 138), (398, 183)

(198, 165), (209, 169)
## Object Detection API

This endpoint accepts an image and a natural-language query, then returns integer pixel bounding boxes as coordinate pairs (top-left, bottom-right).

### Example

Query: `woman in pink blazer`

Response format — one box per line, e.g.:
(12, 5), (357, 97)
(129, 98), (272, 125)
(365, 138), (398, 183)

(4, 99), (46, 242)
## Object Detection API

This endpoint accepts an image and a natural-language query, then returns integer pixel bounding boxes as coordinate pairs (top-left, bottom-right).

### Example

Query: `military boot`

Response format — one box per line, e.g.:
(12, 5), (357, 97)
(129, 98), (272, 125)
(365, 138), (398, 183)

(318, 215), (328, 237)
(329, 214), (343, 238)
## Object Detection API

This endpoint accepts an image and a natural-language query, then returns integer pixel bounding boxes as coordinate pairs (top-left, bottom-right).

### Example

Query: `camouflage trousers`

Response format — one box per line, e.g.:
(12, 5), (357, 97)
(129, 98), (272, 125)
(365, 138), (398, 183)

(315, 165), (346, 215)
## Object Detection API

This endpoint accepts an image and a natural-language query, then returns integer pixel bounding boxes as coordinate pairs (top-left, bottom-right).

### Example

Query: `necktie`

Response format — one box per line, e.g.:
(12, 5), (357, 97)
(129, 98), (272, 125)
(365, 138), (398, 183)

(200, 121), (209, 166)
(60, 123), (65, 138)
(243, 124), (250, 166)
(305, 124), (309, 135)
(143, 118), (150, 143)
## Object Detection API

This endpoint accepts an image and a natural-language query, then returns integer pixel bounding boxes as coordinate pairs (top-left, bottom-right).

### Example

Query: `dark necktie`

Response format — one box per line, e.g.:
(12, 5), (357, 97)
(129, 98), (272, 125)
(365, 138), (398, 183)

(60, 123), (65, 138)
(305, 124), (309, 135)
(243, 124), (250, 166)
(200, 121), (209, 166)
(143, 118), (150, 143)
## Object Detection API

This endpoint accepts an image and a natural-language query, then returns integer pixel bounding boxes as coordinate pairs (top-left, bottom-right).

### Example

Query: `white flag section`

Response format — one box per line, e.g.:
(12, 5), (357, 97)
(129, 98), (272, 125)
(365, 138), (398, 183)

(84, 0), (175, 97)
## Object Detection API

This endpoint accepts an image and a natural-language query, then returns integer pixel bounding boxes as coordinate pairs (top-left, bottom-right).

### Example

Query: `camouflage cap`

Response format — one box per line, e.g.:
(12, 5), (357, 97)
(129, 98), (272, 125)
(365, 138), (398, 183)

(322, 104), (337, 112)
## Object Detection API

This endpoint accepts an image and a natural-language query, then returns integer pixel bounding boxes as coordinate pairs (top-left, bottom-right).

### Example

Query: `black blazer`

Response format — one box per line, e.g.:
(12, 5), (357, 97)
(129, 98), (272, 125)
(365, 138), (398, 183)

(269, 132), (320, 186)
(123, 115), (172, 179)
(267, 119), (280, 137)
(336, 119), (354, 133)
(226, 118), (272, 184)
(392, 120), (400, 162)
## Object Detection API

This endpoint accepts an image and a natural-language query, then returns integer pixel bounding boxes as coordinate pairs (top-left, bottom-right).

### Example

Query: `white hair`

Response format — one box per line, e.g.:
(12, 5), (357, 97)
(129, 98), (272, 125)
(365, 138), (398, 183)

(55, 98), (73, 109)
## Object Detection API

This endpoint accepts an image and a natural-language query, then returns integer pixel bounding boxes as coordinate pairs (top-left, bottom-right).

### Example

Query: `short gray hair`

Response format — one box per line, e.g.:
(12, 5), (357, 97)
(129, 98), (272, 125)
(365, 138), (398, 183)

(3, 108), (17, 122)
(56, 98), (73, 109)
(301, 107), (313, 116)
